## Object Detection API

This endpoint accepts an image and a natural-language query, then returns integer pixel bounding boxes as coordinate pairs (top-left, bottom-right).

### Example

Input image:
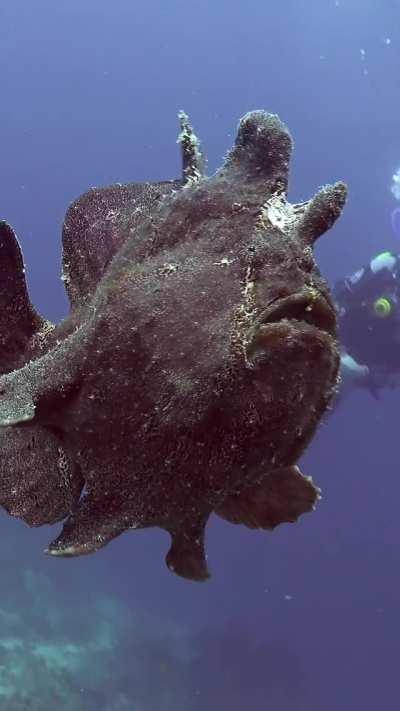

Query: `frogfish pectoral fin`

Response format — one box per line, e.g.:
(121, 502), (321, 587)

(45, 493), (129, 557)
(165, 516), (210, 582)
(0, 371), (35, 426)
(215, 465), (320, 529)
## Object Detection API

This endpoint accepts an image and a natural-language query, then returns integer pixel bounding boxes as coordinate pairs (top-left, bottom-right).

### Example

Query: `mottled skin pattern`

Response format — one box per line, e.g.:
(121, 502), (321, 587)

(0, 111), (346, 580)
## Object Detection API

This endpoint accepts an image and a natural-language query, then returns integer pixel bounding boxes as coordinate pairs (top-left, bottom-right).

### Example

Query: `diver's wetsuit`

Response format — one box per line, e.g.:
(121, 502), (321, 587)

(333, 251), (400, 397)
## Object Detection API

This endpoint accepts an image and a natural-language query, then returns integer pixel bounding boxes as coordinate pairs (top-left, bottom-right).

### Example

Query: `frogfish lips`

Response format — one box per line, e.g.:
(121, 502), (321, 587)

(258, 287), (336, 336)
(243, 287), (339, 468)
(245, 286), (339, 411)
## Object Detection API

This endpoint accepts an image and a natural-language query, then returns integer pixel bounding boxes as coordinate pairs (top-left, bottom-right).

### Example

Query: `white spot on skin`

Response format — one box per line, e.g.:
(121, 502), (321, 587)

(160, 263), (178, 274)
(213, 257), (234, 267)
(105, 209), (119, 221)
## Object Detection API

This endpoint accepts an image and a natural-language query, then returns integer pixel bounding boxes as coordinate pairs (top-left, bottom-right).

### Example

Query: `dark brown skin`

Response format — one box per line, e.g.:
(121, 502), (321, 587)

(0, 111), (346, 580)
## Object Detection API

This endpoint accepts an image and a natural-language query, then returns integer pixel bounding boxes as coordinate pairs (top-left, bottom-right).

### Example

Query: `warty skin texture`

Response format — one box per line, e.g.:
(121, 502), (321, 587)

(0, 111), (346, 580)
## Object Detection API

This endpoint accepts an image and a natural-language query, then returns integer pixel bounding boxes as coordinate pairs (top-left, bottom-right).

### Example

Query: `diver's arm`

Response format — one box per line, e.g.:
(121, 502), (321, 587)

(336, 351), (400, 405)
(339, 351), (370, 392)
(333, 350), (370, 408)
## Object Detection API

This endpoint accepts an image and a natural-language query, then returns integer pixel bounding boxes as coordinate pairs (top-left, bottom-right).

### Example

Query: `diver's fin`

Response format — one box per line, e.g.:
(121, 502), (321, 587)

(62, 179), (180, 310)
(0, 221), (47, 374)
(165, 516), (210, 581)
(215, 465), (320, 530)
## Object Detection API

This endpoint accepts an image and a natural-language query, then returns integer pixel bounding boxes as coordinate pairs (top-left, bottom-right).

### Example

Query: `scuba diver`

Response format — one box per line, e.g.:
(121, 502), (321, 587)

(333, 250), (400, 403)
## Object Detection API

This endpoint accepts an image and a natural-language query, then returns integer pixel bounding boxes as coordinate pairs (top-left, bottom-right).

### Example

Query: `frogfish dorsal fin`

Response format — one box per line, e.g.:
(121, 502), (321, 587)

(0, 221), (47, 375)
(62, 179), (181, 310)
(215, 465), (320, 529)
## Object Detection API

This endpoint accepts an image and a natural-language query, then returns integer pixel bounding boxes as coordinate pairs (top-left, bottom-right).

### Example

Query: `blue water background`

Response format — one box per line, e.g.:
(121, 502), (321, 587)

(0, 1), (399, 708)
